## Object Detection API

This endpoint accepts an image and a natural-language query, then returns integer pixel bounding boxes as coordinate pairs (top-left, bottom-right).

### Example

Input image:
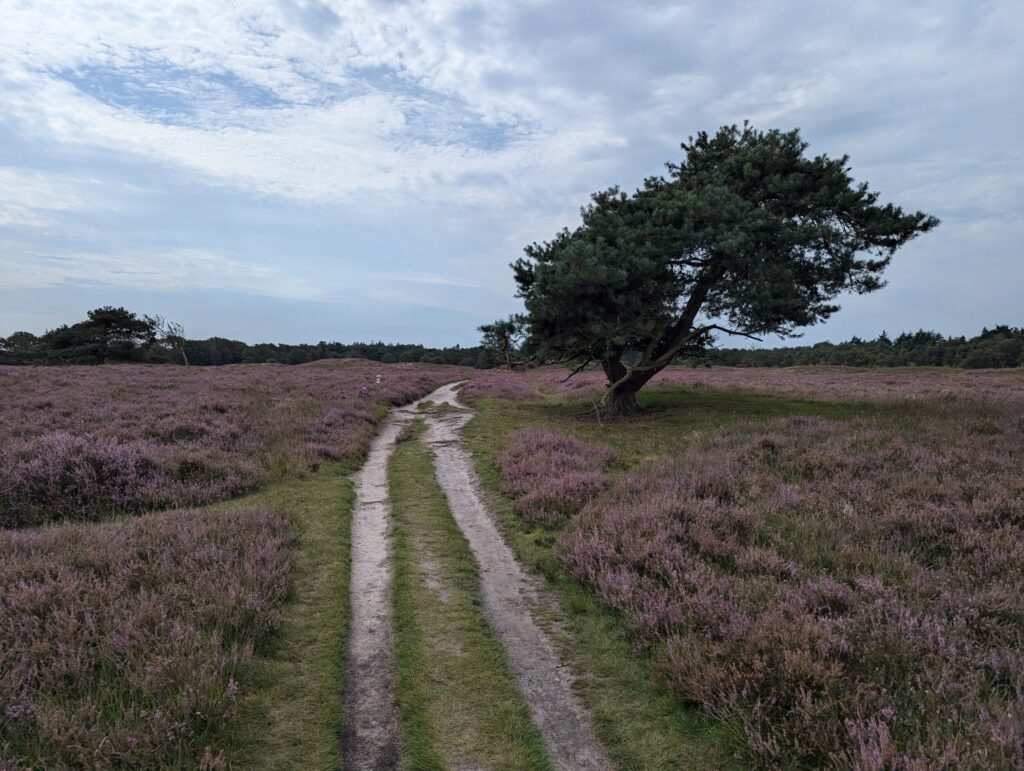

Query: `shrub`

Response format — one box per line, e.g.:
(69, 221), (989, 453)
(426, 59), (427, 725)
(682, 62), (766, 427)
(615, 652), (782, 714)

(0, 361), (465, 526)
(496, 427), (616, 525)
(0, 508), (293, 768)
(557, 413), (1024, 767)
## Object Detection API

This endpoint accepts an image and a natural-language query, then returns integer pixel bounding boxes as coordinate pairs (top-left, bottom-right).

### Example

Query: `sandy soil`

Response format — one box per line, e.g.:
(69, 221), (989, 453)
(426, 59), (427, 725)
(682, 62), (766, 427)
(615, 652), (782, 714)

(341, 391), (442, 769)
(343, 382), (609, 769)
(422, 383), (611, 770)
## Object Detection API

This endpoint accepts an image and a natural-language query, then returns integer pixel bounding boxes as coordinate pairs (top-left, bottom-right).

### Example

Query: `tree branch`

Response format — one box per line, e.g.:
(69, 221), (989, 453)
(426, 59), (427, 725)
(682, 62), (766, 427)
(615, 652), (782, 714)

(561, 358), (594, 382)
(705, 324), (764, 342)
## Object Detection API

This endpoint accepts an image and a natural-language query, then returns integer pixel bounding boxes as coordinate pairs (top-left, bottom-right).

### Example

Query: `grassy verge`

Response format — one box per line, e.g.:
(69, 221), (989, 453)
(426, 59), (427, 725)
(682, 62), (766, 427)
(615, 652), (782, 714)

(389, 423), (551, 770)
(210, 459), (357, 769)
(460, 386), (879, 768)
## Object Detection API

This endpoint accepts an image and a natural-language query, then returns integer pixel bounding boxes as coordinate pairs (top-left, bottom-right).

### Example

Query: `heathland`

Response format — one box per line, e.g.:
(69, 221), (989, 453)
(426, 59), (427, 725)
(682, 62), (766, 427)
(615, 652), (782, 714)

(1, 362), (1021, 768)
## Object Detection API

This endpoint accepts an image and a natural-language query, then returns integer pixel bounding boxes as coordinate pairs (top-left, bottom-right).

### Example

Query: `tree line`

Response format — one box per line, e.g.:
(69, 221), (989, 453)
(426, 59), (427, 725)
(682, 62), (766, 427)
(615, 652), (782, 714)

(710, 326), (1024, 369)
(0, 307), (491, 368)
(3, 307), (1019, 371)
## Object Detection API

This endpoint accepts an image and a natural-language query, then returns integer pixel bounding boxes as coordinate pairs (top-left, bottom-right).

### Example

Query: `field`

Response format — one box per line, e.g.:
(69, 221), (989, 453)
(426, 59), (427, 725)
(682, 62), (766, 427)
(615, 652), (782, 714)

(464, 366), (1024, 767)
(0, 360), (465, 767)
(0, 361), (459, 527)
(2, 361), (1022, 768)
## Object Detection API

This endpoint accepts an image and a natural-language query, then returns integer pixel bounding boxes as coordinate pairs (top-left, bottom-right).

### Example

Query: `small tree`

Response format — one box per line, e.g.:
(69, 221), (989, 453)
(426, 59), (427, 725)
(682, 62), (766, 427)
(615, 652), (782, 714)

(489, 124), (939, 414)
(478, 314), (528, 367)
(151, 316), (189, 365)
(46, 307), (156, 363)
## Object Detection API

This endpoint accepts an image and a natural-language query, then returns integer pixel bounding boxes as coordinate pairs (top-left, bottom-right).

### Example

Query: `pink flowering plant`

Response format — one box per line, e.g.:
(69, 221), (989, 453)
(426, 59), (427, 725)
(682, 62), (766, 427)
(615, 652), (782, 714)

(0, 360), (465, 526)
(492, 374), (1023, 767)
(495, 427), (616, 525)
(0, 507), (292, 768)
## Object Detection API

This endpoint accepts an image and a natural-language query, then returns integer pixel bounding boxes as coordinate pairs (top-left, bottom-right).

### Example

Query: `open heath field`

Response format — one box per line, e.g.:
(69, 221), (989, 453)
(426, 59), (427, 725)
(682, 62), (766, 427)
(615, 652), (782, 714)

(0, 360), (462, 528)
(0, 360), (468, 768)
(464, 367), (1024, 768)
(2, 362), (1022, 769)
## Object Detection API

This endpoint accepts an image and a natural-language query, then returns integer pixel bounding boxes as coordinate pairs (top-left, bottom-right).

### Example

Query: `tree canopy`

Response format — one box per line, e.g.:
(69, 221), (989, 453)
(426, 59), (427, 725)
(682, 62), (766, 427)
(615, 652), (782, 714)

(491, 123), (939, 413)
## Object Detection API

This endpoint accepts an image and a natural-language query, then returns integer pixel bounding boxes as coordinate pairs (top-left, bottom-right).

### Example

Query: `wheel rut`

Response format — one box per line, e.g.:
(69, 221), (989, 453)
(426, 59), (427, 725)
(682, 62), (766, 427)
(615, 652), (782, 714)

(421, 383), (611, 771)
(343, 382), (609, 770)
(341, 390), (441, 769)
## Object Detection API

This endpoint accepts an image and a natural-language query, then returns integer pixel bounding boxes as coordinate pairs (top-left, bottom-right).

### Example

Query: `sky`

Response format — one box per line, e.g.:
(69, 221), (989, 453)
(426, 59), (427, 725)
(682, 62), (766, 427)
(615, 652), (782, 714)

(0, 0), (1021, 347)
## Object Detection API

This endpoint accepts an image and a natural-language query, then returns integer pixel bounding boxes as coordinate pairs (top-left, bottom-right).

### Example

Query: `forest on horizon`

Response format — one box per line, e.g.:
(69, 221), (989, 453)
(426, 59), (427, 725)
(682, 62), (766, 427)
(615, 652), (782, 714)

(1, 307), (1021, 369)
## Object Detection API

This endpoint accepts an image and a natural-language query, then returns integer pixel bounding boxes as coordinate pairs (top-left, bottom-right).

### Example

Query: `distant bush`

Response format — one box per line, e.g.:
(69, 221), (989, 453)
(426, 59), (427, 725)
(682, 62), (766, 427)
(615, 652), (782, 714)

(0, 507), (293, 768)
(711, 325), (1024, 368)
(460, 363), (1024, 405)
(0, 362), (462, 526)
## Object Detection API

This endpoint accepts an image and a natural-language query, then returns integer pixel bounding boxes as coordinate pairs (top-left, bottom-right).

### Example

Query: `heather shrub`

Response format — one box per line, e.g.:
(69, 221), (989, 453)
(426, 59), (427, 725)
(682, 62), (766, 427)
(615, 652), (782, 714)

(459, 364), (1024, 409)
(556, 412), (1024, 767)
(0, 361), (464, 526)
(0, 507), (293, 768)
(496, 428), (616, 525)
(458, 370), (542, 402)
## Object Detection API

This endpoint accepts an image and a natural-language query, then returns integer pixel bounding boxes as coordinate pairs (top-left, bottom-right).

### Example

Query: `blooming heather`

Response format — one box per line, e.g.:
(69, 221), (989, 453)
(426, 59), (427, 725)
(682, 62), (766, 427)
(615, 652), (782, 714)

(0, 507), (293, 768)
(496, 427), (616, 525)
(461, 364), (1024, 406)
(555, 409), (1024, 767)
(0, 360), (466, 526)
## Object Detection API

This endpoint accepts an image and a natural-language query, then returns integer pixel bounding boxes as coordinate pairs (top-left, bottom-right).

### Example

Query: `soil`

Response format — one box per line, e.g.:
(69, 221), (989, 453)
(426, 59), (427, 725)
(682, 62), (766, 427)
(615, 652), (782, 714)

(422, 383), (611, 770)
(342, 382), (610, 770)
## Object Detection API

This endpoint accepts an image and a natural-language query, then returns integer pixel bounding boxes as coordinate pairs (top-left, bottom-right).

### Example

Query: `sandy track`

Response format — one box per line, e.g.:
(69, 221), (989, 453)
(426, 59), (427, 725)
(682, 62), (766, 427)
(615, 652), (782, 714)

(341, 390), (441, 769)
(343, 382), (609, 769)
(422, 383), (611, 771)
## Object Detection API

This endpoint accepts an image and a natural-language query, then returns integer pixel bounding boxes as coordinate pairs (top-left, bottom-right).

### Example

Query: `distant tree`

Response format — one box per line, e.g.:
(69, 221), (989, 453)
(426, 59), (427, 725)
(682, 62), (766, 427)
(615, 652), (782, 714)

(478, 315), (528, 367)
(45, 307), (156, 363)
(489, 124), (939, 414)
(0, 331), (42, 363)
(151, 316), (189, 365)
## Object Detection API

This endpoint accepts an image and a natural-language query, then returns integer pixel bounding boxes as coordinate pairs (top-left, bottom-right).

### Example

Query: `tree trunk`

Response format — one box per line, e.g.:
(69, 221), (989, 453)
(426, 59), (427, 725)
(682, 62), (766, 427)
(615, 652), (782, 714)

(601, 355), (661, 417)
(607, 388), (641, 416)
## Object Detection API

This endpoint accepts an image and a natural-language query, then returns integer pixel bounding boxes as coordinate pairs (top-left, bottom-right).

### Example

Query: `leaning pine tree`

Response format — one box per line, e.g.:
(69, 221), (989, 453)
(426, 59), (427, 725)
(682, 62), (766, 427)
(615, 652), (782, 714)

(483, 124), (939, 415)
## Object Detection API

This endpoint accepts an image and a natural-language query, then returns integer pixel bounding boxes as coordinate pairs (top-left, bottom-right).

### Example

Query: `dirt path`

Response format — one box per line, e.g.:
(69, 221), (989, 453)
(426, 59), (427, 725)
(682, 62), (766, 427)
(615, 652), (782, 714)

(421, 383), (612, 771)
(342, 390), (443, 769)
(344, 382), (609, 770)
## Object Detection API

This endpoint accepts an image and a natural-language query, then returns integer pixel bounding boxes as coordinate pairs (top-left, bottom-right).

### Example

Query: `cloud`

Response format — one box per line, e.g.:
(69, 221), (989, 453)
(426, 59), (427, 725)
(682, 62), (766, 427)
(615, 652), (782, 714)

(276, 0), (343, 40)
(0, 246), (326, 301)
(0, 0), (1021, 341)
(372, 274), (482, 288)
(0, 167), (92, 227)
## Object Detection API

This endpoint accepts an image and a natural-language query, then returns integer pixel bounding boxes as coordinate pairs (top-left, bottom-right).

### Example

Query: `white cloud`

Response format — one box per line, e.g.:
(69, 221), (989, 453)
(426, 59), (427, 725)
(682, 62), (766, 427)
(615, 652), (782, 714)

(0, 166), (94, 227)
(0, 246), (326, 301)
(371, 273), (482, 288)
(0, 0), (1021, 338)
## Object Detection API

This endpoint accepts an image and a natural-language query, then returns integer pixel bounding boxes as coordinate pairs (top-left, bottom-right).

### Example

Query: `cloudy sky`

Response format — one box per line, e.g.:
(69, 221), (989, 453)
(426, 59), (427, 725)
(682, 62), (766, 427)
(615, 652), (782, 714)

(1, 0), (1020, 346)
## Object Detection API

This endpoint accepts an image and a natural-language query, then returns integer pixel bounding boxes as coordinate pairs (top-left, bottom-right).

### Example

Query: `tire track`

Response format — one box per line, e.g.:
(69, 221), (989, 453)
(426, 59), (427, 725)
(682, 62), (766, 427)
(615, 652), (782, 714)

(341, 389), (446, 769)
(420, 383), (611, 771)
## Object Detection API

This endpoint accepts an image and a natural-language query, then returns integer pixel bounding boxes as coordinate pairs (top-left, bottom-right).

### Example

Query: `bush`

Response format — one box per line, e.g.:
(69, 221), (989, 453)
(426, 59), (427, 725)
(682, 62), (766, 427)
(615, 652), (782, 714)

(557, 413), (1024, 767)
(0, 507), (293, 768)
(496, 427), (616, 525)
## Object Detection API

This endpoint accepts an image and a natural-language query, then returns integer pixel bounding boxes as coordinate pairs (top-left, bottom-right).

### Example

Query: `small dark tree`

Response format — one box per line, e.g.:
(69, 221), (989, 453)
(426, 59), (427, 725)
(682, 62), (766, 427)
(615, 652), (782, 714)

(0, 331), (43, 364)
(478, 314), (528, 367)
(492, 124), (939, 414)
(45, 307), (156, 363)
(157, 318), (189, 365)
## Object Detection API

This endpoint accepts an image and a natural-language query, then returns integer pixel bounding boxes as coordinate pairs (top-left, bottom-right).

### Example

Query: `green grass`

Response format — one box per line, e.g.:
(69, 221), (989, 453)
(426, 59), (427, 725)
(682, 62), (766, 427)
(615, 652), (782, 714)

(209, 460), (357, 770)
(476, 385), (880, 469)
(459, 385), (883, 769)
(388, 422), (552, 770)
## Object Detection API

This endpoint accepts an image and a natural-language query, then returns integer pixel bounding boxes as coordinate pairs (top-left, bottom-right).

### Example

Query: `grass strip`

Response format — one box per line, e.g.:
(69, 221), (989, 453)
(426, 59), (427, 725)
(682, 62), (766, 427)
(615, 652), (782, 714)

(211, 460), (356, 770)
(389, 422), (552, 770)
